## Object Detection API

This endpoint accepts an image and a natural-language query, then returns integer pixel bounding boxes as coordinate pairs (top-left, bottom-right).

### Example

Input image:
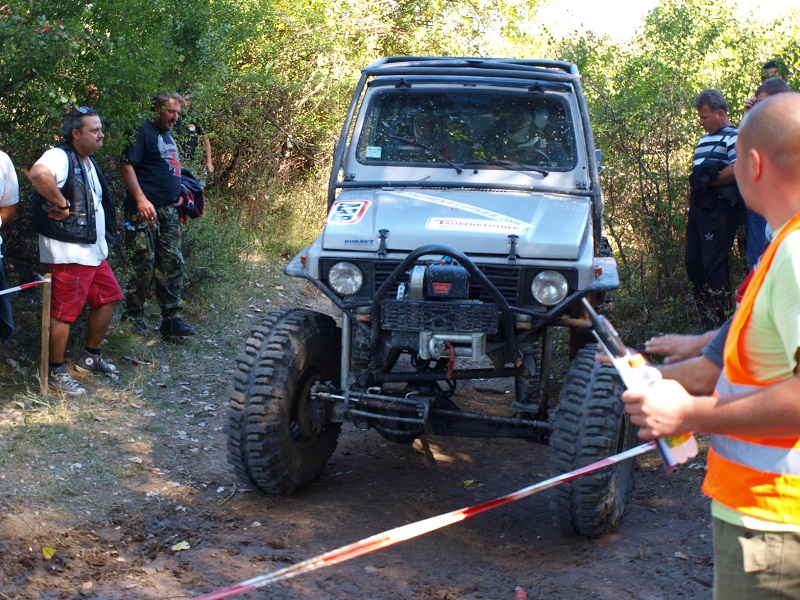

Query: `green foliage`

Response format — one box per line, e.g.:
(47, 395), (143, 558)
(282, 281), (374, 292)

(2, 0), (800, 349)
(553, 0), (800, 342)
(0, 0), (224, 163)
(181, 202), (249, 292)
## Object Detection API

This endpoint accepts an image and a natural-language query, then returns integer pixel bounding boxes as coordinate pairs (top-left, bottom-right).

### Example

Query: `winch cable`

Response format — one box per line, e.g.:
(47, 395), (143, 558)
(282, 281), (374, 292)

(192, 441), (658, 600)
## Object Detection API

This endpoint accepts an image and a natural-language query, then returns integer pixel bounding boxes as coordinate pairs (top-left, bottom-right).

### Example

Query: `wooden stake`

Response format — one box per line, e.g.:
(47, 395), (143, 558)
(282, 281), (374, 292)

(40, 274), (51, 397)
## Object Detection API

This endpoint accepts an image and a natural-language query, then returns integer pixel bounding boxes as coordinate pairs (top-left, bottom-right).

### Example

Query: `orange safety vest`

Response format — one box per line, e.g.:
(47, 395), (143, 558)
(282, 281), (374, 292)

(702, 211), (800, 524)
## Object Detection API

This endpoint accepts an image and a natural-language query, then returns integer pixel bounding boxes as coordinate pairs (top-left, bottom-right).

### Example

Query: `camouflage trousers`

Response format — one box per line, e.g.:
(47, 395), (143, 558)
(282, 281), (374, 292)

(124, 205), (185, 320)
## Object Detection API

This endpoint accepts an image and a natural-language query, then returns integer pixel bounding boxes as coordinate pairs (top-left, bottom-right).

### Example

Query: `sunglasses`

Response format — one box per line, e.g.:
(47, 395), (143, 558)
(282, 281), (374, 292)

(77, 106), (93, 114)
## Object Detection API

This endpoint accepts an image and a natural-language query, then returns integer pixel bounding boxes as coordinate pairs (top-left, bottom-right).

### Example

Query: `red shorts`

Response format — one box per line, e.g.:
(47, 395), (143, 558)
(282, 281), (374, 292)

(51, 261), (123, 322)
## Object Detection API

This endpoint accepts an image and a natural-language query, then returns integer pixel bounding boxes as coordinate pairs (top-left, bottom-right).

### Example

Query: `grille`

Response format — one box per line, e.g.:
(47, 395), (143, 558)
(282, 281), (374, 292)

(381, 299), (499, 333)
(373, 261), (522, 304)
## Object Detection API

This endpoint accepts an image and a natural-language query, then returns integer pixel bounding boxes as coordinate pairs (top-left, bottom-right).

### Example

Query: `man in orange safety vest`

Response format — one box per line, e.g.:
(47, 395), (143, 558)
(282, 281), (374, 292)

(623, 92), (800, 599)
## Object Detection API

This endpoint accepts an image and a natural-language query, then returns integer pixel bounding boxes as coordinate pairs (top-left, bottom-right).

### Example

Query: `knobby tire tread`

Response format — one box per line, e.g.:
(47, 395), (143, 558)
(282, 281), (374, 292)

(226, 309), (341, 495)
(549, 346), (635, 537)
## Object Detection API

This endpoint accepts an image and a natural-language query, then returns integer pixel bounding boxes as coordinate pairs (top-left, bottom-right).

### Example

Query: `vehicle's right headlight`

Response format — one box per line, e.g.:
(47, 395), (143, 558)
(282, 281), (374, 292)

(328, 261), (364, 296)
(531, 270), (568, 306)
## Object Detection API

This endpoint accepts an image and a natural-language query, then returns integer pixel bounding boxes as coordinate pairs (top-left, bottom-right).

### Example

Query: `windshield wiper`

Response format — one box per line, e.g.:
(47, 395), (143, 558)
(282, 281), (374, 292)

(391, 135), (463, 174)
(461, 160), (549, 177)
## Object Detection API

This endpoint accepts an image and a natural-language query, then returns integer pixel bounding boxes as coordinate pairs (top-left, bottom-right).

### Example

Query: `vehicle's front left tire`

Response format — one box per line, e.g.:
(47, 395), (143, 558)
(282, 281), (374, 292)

(227, 309), (342, 495)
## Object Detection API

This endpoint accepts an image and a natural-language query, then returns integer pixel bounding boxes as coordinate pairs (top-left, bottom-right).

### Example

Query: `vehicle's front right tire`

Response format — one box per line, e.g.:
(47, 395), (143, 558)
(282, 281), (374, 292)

(549, 345), (636, 537)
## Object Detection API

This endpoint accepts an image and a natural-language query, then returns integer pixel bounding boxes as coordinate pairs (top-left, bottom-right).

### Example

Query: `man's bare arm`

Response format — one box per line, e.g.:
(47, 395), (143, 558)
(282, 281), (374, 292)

(203, 135), (214, 173)
(623, 372), (800, 440)
(119, 161), (156, 221)
(656, 355), (721, 396)
(645, 330), (718, 363)
(0, 204), (17, 224)
(28, 164), (70, 220)
(711, 161), (736, 186)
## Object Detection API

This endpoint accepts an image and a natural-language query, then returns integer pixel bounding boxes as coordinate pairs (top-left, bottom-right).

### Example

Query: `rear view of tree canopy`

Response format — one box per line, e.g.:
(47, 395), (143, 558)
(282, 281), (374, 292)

(1, 0), (799, 338)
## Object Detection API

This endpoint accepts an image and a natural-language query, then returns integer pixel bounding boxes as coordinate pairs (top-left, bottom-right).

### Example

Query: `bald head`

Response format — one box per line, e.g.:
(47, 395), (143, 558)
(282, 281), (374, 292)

(739, 92), (800, 175)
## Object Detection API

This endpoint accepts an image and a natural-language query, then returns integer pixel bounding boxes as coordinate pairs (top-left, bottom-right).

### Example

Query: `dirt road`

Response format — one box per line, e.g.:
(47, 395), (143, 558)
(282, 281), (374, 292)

(0, 279), (714, 599)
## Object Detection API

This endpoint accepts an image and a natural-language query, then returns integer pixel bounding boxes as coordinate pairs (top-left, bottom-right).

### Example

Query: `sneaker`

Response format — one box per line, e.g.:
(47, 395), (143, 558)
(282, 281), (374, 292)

(160, 317), (196, 337)
(48, 366), (87, 396)
(75, 350), (119, 375)
(122, 313), (150, 335)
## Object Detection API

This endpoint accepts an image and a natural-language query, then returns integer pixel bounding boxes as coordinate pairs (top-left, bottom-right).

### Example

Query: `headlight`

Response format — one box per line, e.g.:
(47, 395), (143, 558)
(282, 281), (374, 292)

(531, 270), (568, 306)
(328, 261), (364, 296)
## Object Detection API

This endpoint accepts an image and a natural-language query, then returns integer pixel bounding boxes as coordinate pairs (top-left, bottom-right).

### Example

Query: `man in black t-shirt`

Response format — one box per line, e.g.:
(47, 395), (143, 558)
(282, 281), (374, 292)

(120, 91), (196, 337)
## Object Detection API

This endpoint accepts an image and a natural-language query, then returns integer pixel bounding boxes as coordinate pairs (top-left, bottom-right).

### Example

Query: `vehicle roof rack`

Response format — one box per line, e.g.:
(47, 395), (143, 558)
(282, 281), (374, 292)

(362, 57), (579, 83)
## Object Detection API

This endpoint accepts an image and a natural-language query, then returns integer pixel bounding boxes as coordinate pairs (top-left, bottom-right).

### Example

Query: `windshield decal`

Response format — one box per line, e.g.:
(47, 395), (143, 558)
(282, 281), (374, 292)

(400, 191), (529, 230)
(327, 200), (371, 225)
(427, 218), (527, 235)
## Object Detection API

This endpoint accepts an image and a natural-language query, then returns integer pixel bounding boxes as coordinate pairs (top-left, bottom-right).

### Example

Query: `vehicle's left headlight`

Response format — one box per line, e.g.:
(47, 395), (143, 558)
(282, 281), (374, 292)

(328, 261), (364, 296)
(531, 270), (568, 306)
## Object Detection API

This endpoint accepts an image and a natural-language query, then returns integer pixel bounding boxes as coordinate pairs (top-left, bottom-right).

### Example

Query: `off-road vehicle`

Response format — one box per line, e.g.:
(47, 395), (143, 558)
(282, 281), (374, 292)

(227, 57), (631, 537)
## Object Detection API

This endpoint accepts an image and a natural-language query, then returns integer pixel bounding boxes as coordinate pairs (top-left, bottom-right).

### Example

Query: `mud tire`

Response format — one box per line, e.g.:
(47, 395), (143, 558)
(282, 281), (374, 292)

(226, 309), (342, 495)
(549, 346), (636, 537)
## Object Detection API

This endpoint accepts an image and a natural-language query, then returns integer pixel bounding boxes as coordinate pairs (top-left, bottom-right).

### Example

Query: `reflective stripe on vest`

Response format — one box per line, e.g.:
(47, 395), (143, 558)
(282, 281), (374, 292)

(709, 435), (800, 474)
(704, 212), (800, 524)
(712, 374), (800, 474)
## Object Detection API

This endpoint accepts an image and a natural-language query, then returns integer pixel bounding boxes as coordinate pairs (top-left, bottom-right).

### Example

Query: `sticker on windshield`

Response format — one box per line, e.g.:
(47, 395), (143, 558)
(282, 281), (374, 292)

(327, 200), (371, 225)
(365, 146), (382, 159)
(427, 218), (527, 235)
(401, 191), (529, 230)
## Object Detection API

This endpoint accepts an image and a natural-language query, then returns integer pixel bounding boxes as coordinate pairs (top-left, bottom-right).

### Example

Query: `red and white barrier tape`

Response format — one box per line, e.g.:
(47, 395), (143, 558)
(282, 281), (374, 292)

(0, 279), (49, 297)
(192, 441), (658, 600)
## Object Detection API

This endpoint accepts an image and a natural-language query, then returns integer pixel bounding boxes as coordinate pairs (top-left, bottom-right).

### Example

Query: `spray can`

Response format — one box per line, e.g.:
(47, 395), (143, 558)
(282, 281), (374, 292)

(623, 353), (698, 471)
(581, 298), (698, 473)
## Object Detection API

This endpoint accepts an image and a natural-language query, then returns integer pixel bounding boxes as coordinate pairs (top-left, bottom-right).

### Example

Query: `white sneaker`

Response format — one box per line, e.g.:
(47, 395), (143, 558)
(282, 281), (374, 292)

(48, 366), (87, 396)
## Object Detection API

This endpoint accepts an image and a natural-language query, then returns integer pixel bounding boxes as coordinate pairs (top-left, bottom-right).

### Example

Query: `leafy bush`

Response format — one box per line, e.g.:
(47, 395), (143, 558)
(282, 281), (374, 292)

(2, 0), (800, 357)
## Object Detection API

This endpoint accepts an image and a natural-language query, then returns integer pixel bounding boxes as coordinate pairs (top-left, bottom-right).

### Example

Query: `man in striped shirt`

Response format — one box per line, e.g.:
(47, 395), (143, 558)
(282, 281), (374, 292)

(685, 89), (742, 329)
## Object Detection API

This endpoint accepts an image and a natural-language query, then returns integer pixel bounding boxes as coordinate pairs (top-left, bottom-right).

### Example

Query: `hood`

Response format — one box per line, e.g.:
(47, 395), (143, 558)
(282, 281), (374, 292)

(322, 189), (590, 260)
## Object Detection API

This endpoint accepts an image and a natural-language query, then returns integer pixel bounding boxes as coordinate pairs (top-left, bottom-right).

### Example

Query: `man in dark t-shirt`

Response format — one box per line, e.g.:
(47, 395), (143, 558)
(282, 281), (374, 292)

(120, 91), (196, 337)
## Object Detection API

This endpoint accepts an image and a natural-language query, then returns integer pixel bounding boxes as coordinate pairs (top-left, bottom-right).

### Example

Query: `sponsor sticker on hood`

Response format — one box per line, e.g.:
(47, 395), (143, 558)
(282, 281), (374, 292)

(400, 191), (529, 230)
(427, 218), (527, 235)
(327, 200), (371, 225)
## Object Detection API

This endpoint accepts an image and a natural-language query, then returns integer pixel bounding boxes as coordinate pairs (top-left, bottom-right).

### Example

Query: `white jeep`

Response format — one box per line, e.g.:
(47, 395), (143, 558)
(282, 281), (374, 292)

(227, 57), (631, 537)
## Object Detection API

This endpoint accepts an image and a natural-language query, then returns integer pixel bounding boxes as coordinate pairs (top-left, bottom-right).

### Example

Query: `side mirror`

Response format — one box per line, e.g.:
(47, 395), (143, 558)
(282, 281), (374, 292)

(595, 149), (604, 174)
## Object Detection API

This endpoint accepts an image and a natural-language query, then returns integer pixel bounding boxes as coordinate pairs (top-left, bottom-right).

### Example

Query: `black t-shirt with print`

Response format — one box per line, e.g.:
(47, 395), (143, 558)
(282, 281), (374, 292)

(123, 119), (182, 211)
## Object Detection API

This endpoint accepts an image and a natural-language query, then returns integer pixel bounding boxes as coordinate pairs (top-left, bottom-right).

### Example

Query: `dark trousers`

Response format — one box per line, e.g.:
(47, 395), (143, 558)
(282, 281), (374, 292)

(746, 210), (769, 270)
(124, 205), (185, 320)
(685, 197), (739, 328)
(0, 261), (13, 342)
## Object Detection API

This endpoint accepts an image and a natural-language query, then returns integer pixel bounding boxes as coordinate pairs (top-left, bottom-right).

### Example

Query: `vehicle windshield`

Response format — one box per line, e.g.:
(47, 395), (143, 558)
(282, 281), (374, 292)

(357, 89), (577, 170)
